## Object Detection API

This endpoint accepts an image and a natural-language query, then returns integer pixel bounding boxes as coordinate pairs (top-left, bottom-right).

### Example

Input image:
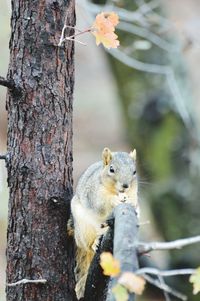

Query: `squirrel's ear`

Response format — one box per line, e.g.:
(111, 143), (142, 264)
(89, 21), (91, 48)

(130, 149), (136, 161)
(102, 147), (112, 166)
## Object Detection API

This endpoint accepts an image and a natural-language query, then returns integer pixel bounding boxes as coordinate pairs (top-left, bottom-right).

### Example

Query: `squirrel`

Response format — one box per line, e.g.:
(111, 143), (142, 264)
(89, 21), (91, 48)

(68, 147), (139, 299)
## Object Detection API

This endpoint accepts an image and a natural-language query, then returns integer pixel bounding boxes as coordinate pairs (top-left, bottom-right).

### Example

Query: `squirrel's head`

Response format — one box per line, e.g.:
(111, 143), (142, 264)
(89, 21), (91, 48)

(101, 147), (137, 193)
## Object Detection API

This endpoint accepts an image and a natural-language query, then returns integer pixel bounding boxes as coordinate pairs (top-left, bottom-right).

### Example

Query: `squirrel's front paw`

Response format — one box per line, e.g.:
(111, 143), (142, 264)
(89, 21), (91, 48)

(118, 192), (128, 203)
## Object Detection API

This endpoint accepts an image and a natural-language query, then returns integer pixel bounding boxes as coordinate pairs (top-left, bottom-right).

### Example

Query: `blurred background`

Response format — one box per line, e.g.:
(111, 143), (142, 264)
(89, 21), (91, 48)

(1, 0), (200, 300)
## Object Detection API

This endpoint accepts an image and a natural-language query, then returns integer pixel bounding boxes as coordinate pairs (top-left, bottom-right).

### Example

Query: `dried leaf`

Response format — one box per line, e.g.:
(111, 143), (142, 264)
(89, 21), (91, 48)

(92, 12), (120, 49)
(100, 252), (120, 276)
(189, 268), (200, 295)
(107, 12), (119, 26)
(112, 284), (129, 301)
(118, 272), (146, 295)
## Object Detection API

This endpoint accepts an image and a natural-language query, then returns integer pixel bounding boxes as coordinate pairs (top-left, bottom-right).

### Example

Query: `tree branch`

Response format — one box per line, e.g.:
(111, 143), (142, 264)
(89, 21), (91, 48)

(157, 274), (171, 301)
(108, 49), (192, 126)
(0, 154), (7, 160)
(135, 0), (172, 29)
(81, 0), (191, 128)
(81, 203), (200, 301)
(137, 267), (195, 300)
(137, 267), (195, 277)
(137, 235), (200, 254)
(109, 48), (171, 74)
(0, 75), (22, 98)
(106, 204), (139, 301)
(79, 0), (147, 25)
(0, 76), (15, 90)
(117, 22), (179, 53)
(143, 274), (187, 301)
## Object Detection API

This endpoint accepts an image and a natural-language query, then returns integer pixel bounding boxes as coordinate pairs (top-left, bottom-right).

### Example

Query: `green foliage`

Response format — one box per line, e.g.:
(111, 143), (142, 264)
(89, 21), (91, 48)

(190, 268), (200, 295)
(112, 284), (129, 301)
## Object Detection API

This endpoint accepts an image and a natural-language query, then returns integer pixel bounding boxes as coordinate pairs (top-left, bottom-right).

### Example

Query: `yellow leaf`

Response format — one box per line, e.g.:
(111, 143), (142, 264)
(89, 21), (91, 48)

(189, 268), (200, 295)
(92, 12), (120, 49)
(112, 284), (129, 301)
(118, 272), (146, 295)
(100, 252), (120, 276)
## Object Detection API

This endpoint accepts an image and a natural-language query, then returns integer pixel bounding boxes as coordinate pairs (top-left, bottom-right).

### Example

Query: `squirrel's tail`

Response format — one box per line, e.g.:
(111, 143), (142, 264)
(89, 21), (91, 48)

(67, 215), (94, 299)
(75, 247), (94, 300)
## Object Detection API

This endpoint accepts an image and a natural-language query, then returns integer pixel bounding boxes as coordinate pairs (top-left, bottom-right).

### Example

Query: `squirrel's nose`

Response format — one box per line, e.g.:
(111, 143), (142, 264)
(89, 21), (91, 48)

(122, 183), (129, 189)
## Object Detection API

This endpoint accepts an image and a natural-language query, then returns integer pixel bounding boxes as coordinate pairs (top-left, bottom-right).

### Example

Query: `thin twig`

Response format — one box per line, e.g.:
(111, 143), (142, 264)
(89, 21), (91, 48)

(81, 0), (190, 127)
(58, 24), (67, 46)
(143, 274), (187, 301)
(58, 27), (90, 46)
(137, 267), (195, 277)
(136, 266), (194, 300)
(7, 278), (47, 287)
(79, 0), (148, 26)
(66, 28), (91, 40)
(109, 48), (170, 74)
(135, 0), (161, 14)
(166, 70), (191, 126)
(158, 274), (171, 301)
(65, 25), (82, 32)
(137, 235), (200, 254)
(108, 49), (191, 127)
(117, 22), (179, 53)
(136, 0), (174, 32)
(63, 37), (87, 45)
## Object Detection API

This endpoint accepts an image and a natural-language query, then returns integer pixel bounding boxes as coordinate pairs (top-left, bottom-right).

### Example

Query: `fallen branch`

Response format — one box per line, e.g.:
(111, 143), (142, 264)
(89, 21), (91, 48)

(7, 278), (47, 287)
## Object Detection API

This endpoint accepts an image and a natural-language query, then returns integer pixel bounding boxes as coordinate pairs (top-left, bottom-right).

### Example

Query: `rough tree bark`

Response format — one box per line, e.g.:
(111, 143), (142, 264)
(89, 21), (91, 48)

(5, 1), (76, 300)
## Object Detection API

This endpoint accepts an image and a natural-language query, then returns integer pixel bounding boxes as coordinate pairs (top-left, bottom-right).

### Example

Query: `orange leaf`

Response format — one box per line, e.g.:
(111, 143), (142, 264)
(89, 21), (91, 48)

(107, 12), (119, 26)
(92, 12), (120, 49)
(118, 272), (146, 295)
(100, 252), (120, 276)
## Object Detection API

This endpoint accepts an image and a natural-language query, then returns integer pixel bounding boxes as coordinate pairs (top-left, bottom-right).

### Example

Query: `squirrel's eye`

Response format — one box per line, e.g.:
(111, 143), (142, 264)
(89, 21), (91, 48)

(110, 166), (115, 173)
(133, 170), (136, 175)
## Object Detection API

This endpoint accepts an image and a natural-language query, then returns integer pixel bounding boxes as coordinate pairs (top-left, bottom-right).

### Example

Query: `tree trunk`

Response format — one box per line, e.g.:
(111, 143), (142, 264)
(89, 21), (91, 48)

(6, 1), (75, 300)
